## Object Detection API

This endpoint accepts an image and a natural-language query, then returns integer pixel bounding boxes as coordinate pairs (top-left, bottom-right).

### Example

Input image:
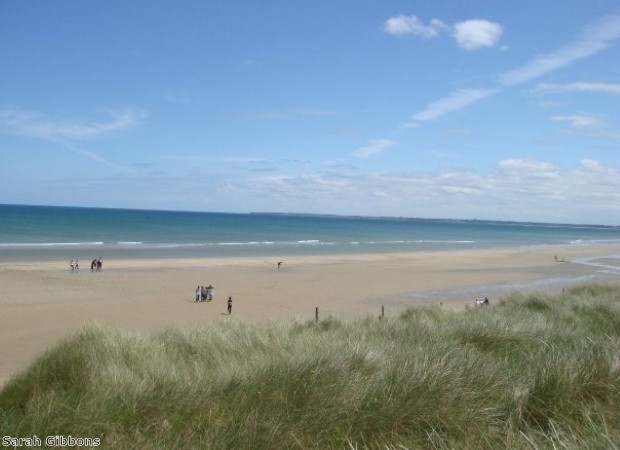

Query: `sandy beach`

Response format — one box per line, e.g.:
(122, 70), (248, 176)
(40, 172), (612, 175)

(1, 244), (619, 383)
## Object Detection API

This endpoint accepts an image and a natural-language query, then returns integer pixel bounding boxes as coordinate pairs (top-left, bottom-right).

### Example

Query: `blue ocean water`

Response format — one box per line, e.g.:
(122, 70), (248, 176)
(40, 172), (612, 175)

(1, 204), (620, 262)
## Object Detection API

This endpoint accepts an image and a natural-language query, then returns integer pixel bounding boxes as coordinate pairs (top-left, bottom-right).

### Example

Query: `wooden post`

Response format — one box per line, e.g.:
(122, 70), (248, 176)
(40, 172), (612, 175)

(315, 307), (319, 322)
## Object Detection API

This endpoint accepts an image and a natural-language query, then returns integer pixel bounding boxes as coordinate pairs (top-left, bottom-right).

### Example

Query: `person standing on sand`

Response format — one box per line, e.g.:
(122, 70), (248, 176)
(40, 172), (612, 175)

(195, 286), (201, 302)
(227, 296), (233, 315)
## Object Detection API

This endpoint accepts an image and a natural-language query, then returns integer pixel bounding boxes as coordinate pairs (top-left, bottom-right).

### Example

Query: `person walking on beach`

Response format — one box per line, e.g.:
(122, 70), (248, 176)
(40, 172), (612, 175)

(207, 285), (214, 302)
(195, 286), (201, 302)
(227, 296), (233, 315)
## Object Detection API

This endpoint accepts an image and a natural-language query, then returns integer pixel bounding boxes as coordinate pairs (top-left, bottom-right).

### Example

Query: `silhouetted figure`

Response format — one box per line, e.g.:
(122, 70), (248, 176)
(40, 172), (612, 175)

(227, 296), (233, 315)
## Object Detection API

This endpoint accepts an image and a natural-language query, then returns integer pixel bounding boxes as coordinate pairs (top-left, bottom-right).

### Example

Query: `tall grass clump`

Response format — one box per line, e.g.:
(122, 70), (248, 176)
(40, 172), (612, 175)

(1, 282), (619, 449)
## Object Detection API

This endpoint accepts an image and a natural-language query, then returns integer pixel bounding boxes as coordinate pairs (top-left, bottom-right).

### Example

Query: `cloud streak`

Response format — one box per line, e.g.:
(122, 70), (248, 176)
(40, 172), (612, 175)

(499, 14), (620, 86)
(352, 139), (395, 158)
(0, 107), (147, 141)
(549, 113), (620, 138)
(411, 88), (499, 121)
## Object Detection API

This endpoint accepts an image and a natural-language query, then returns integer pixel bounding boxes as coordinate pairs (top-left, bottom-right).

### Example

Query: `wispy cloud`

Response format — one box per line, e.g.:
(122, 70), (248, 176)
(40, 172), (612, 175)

(352, 139), (395, 158)
(411, 88), (499, 121)
(534, 82), (620, 95)
(550, 114), (608, 129)
(499, 14), (620, 86)
(550, 113), (620, 137)
(59, 141), (133, 172)
(0, 107), (147, 171)
(452, 20), (503, 50)
(0, 107), (147, 141)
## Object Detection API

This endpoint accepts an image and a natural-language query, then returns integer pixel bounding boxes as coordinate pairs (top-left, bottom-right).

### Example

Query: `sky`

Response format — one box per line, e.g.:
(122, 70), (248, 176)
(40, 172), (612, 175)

(1, 1), (619, 225)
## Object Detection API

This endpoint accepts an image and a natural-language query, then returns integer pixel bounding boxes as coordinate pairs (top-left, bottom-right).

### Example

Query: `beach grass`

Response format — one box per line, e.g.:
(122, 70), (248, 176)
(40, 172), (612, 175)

(1, 283), (619, 449)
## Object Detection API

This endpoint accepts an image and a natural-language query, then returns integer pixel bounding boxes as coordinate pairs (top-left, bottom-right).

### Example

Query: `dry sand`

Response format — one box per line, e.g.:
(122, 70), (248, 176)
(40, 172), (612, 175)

(1, 244), (619, 383)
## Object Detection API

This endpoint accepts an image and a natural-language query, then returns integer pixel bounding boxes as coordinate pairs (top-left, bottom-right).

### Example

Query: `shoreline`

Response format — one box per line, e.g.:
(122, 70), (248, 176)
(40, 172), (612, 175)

(2, 241), (619, 268)
(1, 243), (619, 383)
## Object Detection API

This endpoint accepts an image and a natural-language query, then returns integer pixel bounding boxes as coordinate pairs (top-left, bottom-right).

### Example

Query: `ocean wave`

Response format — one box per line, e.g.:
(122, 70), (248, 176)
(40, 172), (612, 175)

(414, 240), (475, 244)
(354, 240), (475, 245)
(569, 238), (620, 245)
(112, 239), (476, 248)
(0, 242), (104, 247)
(217, 240), (333, 247)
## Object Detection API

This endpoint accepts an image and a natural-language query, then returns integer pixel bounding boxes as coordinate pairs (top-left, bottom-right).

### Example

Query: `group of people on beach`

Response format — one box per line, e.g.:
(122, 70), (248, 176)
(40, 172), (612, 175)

(90, 257), (103, 271)
(69, 257), (103, 272)
(195, 285), (214, 302)
(194, 285), (233, 314)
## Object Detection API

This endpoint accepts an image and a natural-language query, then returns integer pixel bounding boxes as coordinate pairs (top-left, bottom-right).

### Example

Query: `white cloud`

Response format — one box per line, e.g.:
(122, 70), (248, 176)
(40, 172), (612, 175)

(384, 14), (502, 50)
(411, 88), (500, 121)
(384, 14), (448, 38)
(534, 82), (620, 95)
(499, 14), (620, 86)
(352, 139), (395, 158)
(452, 20), (503, 50)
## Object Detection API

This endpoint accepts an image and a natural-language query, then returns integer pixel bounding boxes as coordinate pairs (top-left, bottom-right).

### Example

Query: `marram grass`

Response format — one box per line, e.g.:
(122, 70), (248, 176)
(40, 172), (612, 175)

(1, 283), (619, 449)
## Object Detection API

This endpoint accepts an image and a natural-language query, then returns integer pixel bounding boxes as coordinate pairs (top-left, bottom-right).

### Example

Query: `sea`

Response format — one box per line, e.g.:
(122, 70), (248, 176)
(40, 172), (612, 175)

(1, 204), (620, 263)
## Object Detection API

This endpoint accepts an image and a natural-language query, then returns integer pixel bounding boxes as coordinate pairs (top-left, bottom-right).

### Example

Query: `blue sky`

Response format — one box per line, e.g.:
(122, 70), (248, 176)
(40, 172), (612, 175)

(1, 1), (619, 224)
